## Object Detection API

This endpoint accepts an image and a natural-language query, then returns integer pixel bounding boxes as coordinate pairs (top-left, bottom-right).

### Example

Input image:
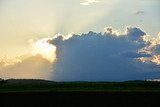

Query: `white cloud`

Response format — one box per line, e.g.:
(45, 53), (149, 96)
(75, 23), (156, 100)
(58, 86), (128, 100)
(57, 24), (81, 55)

(139, 34), (160, 65)
(80, 0), (99, 6)
(31, 38), (57, 63)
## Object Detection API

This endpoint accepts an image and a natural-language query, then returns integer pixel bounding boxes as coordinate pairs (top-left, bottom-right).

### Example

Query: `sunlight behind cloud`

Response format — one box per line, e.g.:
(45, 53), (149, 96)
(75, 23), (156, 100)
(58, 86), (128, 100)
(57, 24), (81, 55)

(31, 38), (57, 63)
(0, 0), (159, 81)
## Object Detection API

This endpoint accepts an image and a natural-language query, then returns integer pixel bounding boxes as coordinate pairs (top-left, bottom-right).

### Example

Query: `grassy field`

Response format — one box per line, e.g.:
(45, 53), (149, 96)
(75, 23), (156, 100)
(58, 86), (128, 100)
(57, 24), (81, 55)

(0, 79), (160, 92)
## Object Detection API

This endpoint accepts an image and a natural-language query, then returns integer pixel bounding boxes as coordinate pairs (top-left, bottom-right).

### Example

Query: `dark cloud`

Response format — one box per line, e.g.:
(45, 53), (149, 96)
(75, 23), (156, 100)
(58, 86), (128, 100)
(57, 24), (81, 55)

(120, 51), (151, 58)
(49, 26), (160, 81)
(0, 26), (159, 81)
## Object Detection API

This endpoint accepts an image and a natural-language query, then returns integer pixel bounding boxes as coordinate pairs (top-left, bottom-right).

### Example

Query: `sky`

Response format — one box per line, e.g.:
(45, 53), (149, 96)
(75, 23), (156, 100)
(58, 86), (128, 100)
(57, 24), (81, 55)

(0, 0), (160, 81)
(0, 0), (159, 57)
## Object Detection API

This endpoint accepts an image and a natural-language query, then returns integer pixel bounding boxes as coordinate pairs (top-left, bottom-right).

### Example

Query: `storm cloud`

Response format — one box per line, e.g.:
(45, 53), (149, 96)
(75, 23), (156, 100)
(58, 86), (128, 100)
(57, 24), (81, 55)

(0, 26), (160, 81)
(47, 26), (160, 81)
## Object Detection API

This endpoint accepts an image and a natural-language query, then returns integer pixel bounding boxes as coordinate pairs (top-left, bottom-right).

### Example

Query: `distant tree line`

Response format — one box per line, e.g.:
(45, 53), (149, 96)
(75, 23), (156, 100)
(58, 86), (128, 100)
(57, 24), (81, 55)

(0, 78), (7, 85)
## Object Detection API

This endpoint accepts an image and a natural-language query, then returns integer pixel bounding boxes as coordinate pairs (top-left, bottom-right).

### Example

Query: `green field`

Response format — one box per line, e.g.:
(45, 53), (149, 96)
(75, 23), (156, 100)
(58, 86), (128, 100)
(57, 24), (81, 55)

(0, 79), (160, 92)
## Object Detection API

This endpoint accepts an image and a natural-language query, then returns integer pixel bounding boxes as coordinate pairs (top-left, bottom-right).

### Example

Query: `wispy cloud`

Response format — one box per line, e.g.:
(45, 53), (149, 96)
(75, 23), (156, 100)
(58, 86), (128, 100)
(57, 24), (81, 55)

(80, 0), (99, 6)
(134, 10), (145, 15)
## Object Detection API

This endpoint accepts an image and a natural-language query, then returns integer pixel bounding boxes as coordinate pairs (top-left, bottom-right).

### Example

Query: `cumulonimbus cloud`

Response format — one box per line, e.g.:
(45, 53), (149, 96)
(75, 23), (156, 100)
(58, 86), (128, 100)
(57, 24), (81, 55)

(0, 26), (160, 81)
(46, 26), (160, 81)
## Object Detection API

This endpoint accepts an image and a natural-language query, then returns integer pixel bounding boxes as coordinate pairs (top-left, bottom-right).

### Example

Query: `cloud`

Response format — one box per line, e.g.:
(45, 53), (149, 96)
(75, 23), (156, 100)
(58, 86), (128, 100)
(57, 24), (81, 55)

(134, 11), (145, 15)
(30, 38), (57, 63)
(0, 55), (53, 80)
(80, 0), (99, 6)
(47, 26), (160, 81)
(0, 56), (22, 67)
(0, 26), (160, 81)
(138, 34), (160, 65)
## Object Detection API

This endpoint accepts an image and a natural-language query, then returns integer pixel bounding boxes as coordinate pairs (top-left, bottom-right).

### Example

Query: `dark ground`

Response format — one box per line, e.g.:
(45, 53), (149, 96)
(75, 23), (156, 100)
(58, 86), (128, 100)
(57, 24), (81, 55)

(0, 91), (160, 107)
(1, 79), (160, 106)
